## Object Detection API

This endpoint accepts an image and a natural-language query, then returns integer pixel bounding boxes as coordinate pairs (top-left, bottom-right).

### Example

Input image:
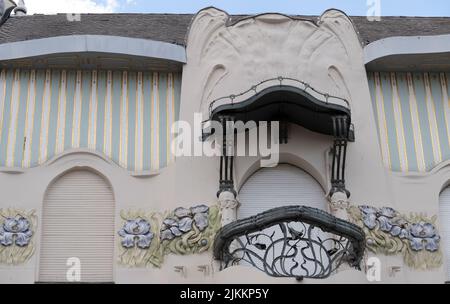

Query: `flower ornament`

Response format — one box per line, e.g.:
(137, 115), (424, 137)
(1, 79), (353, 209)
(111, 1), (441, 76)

(408, 222), (440, 252)
(191, 205), (209, 231)
(118, 218), (154, 249)
(389, 218), (410, 239)
(380, 207), (396, 218)
(358, 205), (440, 252)
(160, 217), (192, 241)
(359, 206), (378, 229)
(0, 216), (33, 247)
(160, 205), (210, 241)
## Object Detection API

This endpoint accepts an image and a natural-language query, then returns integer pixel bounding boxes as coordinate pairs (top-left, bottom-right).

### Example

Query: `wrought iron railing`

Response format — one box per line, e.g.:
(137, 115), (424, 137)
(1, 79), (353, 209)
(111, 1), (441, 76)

(214, 206), (365, 280)
(208, 77), (351, 118)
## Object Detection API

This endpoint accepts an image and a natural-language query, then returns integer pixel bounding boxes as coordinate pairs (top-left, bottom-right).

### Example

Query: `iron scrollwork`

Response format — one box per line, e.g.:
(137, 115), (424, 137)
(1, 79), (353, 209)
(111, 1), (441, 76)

(214, 206), (365, 280)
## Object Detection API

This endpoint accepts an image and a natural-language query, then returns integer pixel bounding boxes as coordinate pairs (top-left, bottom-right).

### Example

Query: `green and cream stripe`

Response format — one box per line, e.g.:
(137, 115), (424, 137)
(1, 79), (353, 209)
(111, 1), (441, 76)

(22, 70), (36, 168)
(369, 72), (450, 172)
(55, 70), (67, 155)
(104, 71), (113, 159)
(135, 72), (144, 171)
(88, 70), (98, 151)
(0, 68), (181, 172)
(6, 70), (21, 167)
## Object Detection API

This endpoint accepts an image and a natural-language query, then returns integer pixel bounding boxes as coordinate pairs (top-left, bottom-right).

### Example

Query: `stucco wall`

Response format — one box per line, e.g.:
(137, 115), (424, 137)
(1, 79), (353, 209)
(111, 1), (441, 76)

(179, 7), (391, 210)
(0, 7), (448, 283)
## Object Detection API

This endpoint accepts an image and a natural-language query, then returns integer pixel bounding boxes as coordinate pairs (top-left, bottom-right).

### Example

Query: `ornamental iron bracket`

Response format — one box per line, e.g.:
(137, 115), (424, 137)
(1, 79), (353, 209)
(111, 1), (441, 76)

(217, 116), (236, 197)
(330, 116), (351, 198)
(213, 205), (365, 280)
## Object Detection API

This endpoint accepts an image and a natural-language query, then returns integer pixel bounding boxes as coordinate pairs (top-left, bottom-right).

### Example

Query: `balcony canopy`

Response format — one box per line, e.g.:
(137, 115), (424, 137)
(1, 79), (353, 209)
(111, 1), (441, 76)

(208, 77), (353, 140)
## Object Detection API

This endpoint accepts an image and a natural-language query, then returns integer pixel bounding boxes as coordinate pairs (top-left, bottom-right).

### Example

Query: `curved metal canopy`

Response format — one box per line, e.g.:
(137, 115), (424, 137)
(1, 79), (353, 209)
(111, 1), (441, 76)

(208, 78), (353, 140)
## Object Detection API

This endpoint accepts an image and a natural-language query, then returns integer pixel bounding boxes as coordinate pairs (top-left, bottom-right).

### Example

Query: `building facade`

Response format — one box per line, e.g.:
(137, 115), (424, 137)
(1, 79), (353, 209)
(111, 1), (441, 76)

(0, 3), (449, 283)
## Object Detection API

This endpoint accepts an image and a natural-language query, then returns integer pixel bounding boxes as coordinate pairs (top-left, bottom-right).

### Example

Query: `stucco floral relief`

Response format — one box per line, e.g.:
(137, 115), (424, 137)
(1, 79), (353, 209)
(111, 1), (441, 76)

(117, 210), (163, 268)
(348, 205), (442, 270)
(118, 204), (221, 268)
(0, 209), (36, 265)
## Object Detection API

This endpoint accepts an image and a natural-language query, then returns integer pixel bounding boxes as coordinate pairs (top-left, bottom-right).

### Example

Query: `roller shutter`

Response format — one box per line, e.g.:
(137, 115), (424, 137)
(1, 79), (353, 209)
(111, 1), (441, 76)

(238, 164), (327, 219)
(39, 170), (115, 283)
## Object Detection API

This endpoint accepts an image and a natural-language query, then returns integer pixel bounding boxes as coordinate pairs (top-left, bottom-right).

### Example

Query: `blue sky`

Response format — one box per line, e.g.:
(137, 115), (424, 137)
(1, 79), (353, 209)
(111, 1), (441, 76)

(26, 0), (450, 16)
(118, 0), (450, 16)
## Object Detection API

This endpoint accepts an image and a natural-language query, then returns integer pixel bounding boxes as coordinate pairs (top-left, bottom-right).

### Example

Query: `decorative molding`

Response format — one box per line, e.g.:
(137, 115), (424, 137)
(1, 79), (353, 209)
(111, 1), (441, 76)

(119, 218), (154, 249)
(218, 190), (239, 226)
(186, 7), (360, 117)
(348, 205), (442, 270)
(0, 209), (36, 265)
(118, 210), (164, 268)
(0, 145), (161, 177)
(161, 205), (221, 256)
(0, 35), (186, 63)
(329, 191), (350, 221)
(364, 34), (450, 64)
(118, 204), (221, 268)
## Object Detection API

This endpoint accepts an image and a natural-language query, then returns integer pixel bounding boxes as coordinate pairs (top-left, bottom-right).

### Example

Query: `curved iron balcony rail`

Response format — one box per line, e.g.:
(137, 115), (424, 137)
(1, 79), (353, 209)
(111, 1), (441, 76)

(208, 76), (350, 118)
(205, 77), (353, 140)
(213, 205), (365, 280)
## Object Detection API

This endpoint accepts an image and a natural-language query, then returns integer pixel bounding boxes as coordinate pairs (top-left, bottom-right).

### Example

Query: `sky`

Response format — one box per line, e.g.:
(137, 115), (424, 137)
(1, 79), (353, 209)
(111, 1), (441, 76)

(24, 0), (450, 16)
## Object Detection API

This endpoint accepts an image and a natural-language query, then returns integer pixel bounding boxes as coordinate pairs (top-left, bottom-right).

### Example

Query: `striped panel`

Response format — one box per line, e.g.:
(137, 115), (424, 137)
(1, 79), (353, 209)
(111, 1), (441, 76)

(13, 70), (30, 167)
(47, 70), (61, 162)
(55, 70), (67, 156)
(119, 72), (128, 168)
(88, 70), (98, 151)
(5, 70), (21, 167)
(71, 71), (82, 149)
(368, 71), (450, 172)
(103, 71), (113, 159)
(0, 70), (7, 139)
(0, 69), (181, 172)
(23, 70), (36, 168)
(135, 72), (144, 171)
(370, 72), (391, 168)
(39, 70), (52, 164)
(127, 72), (136, 172)
(151, 72), (160, 171)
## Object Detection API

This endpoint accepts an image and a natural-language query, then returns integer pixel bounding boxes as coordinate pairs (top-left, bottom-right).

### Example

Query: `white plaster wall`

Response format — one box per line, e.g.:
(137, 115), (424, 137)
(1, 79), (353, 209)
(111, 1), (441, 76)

(176, 7), (445, 283)
(0, 150), (174, 283)
(179, 7), (391, 206)
(233, 124), (331, 193)
(0, 6), (447, 284)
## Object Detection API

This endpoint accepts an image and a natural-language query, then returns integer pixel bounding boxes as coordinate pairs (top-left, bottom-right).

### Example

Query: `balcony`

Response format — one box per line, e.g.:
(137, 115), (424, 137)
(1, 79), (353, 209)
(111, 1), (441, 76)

(213, 205), (365, 280)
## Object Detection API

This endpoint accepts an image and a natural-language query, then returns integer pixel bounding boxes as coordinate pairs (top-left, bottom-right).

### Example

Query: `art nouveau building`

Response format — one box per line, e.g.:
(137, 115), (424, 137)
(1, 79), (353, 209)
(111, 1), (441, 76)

(0, 2), (450, 283)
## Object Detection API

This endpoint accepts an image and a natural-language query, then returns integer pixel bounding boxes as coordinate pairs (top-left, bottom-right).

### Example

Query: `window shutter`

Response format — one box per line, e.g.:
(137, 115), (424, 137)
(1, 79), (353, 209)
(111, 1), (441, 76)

(238, 164), (327, 219)
(39, 170), (115, 283)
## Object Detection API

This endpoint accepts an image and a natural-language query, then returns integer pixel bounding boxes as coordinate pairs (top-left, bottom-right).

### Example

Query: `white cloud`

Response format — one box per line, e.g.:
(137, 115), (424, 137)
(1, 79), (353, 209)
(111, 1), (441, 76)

(25, 0), (119, 15)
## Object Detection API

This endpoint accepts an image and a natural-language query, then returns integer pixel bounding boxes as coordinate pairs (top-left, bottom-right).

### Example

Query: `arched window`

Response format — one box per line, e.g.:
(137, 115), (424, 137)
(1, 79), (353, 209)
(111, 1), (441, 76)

(238, 164), (327, 219)
(39, 169), (115, 283)
(439, 187), (450, 282)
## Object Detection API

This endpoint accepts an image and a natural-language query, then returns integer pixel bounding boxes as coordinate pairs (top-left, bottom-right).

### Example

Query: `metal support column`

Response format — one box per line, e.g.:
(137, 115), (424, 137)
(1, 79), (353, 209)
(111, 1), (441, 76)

(217, 116), (236, 197)
(330, 116), (350, 198)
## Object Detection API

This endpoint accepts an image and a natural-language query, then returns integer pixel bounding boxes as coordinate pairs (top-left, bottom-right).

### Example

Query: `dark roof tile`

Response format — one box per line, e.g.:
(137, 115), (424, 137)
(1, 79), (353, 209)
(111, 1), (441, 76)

(0, 13), (449, 46)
